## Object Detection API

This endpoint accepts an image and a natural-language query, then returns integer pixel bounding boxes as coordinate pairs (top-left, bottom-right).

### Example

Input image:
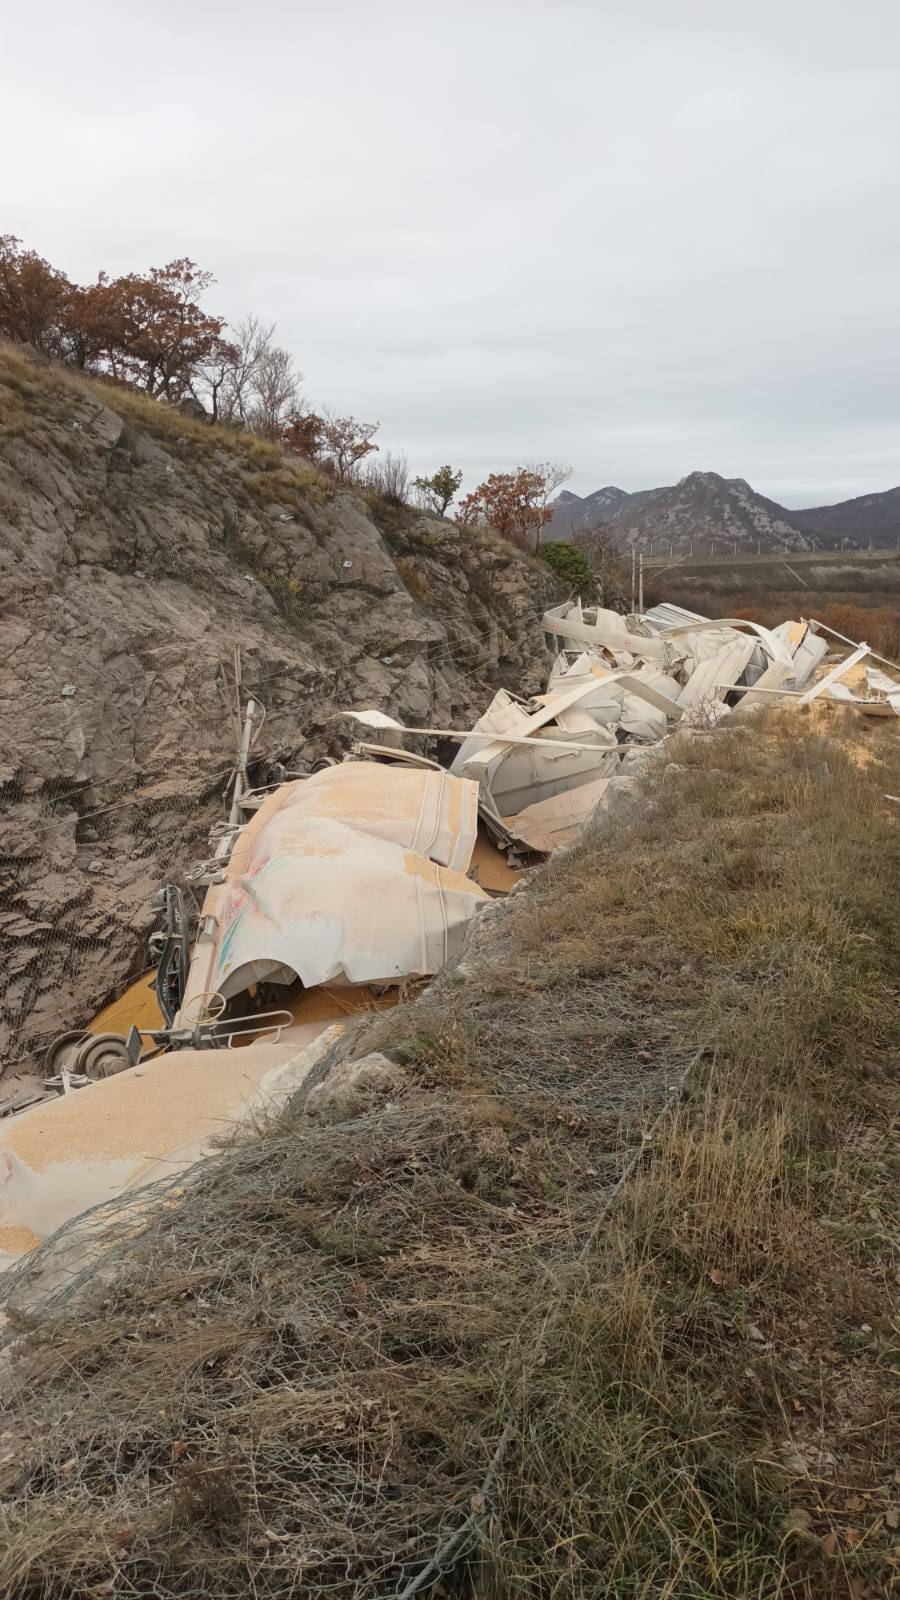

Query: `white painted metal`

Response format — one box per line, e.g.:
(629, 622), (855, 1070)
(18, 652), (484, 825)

(801, 643), (869, 703)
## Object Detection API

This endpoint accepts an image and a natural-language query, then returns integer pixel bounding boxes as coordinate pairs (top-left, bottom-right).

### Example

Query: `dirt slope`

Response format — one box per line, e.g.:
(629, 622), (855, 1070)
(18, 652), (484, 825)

(1, 710), (896, 1598)
(0, 344), (558, 1075)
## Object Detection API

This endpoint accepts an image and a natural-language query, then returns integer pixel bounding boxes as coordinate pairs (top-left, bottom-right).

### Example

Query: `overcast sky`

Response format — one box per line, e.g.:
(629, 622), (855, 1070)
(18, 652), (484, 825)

(3, 0), (898, 506)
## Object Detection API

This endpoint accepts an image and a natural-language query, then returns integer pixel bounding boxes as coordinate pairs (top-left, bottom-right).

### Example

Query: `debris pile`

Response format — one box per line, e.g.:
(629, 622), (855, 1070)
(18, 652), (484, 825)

(347, 600), (899, 855)
(3, 594), (897, 1276)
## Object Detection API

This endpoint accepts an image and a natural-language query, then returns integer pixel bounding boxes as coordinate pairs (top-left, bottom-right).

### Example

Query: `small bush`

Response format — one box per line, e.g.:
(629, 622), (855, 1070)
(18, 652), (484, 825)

(256, 571), (307, 622)
(364, 450), (409, 506)
(540, 539), (598, 600)
(395, 556), (433, 605)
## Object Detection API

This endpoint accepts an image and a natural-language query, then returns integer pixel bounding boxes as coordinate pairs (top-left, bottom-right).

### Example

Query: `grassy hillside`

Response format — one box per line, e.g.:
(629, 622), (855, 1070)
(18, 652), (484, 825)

(1, 707), (897, 1598)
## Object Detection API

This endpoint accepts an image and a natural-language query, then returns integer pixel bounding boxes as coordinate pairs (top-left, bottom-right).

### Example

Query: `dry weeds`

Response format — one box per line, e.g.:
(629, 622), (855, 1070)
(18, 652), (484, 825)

(0, 710), (897, 1599)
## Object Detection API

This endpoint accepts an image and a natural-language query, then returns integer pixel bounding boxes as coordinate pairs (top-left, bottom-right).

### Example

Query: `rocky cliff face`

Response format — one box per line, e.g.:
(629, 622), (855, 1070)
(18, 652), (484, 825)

(0, 345), (559, 1076)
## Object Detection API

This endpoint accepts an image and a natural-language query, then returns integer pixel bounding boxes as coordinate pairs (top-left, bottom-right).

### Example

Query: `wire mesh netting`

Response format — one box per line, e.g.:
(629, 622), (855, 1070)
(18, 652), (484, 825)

(0, 644), (304, 1085)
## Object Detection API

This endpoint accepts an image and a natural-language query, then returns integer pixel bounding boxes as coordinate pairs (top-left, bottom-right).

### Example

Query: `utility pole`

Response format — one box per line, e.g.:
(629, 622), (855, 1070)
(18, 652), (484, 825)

(638, 552), (644, 613)
(631, 546), (636, 612)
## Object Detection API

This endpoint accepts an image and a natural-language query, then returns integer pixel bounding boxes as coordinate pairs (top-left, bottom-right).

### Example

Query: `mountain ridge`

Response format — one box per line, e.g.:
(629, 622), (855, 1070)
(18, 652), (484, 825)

(548, 471), (900, 554)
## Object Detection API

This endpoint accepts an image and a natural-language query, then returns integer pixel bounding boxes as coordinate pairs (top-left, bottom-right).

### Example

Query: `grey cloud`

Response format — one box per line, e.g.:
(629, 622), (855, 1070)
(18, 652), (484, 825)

(2, 0), (898, 507)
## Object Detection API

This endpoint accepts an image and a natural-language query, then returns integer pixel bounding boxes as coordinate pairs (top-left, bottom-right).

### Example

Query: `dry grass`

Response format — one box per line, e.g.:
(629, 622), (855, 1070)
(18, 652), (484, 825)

(0, 341), (331, 496)
(395, 555), (434, 605)
(658, 580), (900, 661)
(0, 711), (897, 1598)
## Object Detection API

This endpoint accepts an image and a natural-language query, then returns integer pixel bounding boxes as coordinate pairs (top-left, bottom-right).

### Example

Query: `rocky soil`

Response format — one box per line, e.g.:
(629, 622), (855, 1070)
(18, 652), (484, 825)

(0, 345), (559, 1076)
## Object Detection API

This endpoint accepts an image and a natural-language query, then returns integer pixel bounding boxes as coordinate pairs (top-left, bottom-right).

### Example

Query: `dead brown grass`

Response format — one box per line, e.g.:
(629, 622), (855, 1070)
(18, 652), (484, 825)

(0, 711), (897, 1599)
(0, 341), (332, 497)
(658, 579), (900, 661)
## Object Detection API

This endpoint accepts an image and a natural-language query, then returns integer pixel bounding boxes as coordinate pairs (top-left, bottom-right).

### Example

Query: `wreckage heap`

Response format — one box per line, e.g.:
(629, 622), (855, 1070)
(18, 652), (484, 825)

(1, 595), (897, 1273)
(347, 599), (897, 855)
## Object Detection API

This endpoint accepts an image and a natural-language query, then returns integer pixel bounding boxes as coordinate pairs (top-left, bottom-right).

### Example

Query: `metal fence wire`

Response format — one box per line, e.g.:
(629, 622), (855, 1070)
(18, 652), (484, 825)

(0, 644), (302, 1085)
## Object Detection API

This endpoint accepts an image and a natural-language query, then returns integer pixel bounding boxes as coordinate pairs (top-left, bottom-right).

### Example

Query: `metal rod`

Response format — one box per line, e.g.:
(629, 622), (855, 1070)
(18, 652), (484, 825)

(394, 726), (619, 754)
(228, 696), (258, 826)
(808, 618), (900, 673)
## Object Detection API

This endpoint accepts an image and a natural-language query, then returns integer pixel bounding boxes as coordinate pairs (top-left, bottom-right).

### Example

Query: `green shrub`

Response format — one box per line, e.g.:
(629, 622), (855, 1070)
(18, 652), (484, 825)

(540, 539), (597, 601)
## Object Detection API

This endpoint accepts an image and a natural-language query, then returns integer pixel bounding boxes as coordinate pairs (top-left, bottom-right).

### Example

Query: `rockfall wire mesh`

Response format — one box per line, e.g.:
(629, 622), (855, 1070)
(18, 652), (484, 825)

(0, 588), (552, 1088)
(0, 642), (296, 1085)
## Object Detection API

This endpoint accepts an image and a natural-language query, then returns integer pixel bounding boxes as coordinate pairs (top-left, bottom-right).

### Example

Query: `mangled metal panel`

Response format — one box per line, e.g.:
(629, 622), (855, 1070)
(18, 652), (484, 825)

(540, 656), (683, 731)
(661, 619), (793, 682)
(734, 659), (795, 705)
(772, 621), (829, 690)
(801, 642), (869, 703)
(542, 601), (669, 664)
(866, 666), (900, 713)
(452, 666), (684, 816)
(458, 724), (618, 819)
(642, 601), (710, 631)
(340, 708), (406, 748)
(450, 689), (532, 776)
(542, 653), (681, 739)
(180, 764), (487, 1005)
(678, 635), (760, 722)
(502, 777), (615, 853)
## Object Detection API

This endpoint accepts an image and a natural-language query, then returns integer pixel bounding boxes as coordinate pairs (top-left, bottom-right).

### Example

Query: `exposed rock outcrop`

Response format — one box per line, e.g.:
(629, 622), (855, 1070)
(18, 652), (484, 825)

(0, 346), (559, 1074)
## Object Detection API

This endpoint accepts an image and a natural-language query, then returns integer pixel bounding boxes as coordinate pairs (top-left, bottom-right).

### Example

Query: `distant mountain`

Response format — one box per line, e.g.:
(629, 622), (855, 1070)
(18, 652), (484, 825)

(549, 484), (663, 539)
(547, 472), (900, 555)
(610, 471), (814, 553)
(790, 487), (900, 549)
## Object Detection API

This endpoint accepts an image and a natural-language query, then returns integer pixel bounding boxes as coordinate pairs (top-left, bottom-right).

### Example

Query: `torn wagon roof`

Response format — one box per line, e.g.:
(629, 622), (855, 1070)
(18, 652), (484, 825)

(179, 762), (488, 1006)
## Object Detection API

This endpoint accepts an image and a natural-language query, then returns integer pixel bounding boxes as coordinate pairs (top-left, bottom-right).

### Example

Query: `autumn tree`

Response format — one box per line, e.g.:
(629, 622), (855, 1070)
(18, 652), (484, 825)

(79, 258), (227, 401)
(458, 466), (554, 552)
(318, 410), (380, 481)
(0, 235), (72, 352)
(282, 409), (379, 481)
(413, 464), (463, 516)
(524, 460), (572, 542)
(201, 315), (301, 434)
(60, 282), (109, 370)
(576, 522), (630, 610)
(283, 408), (328, 460)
